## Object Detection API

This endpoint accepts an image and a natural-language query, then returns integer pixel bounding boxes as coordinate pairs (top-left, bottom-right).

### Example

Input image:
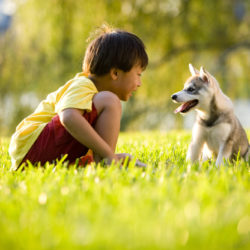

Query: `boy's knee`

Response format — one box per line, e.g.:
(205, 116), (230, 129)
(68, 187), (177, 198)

(93, 91), (122, 114)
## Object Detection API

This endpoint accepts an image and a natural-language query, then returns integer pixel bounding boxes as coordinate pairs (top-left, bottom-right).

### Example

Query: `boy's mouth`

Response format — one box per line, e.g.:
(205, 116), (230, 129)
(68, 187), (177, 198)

(130, 90), (136, 97)
(175, 99), (199, 113)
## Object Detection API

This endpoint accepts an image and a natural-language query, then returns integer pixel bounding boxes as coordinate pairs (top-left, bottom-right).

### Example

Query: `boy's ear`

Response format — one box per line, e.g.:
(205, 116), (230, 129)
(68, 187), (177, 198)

(110, 68), (118, 80)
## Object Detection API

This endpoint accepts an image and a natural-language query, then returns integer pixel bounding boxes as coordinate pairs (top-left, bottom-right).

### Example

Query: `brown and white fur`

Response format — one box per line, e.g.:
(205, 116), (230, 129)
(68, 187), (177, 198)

(172, 64), (250, 166)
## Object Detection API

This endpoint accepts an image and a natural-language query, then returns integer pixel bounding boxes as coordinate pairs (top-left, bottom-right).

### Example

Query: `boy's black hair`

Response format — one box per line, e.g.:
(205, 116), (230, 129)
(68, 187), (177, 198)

(83, 25), (148, 76)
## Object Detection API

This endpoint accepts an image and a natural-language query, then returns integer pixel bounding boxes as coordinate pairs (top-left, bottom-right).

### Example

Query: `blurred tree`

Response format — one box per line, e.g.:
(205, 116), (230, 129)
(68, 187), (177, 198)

(0, 0), (250, 134)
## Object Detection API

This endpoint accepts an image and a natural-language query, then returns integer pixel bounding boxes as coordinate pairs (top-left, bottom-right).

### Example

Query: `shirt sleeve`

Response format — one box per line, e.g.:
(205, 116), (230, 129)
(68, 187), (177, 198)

(55, 79), (98, 114)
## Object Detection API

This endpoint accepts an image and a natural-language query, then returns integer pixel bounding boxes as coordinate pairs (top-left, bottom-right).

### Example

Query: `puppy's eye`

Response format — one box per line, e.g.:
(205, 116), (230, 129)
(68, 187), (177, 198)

(187, 87), (195, 92)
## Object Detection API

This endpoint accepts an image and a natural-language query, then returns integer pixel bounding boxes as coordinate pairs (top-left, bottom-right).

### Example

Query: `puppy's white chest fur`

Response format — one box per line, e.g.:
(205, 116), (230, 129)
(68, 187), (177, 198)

(200, 122), (231, 155)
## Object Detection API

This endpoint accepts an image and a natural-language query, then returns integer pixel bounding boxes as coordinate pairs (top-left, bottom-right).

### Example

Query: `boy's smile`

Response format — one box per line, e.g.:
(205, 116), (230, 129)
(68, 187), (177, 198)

(113, 64), (143, 101)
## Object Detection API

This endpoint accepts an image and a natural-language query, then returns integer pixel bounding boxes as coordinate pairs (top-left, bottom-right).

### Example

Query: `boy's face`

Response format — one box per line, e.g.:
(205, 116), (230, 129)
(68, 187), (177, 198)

(114, 64), (143, 101)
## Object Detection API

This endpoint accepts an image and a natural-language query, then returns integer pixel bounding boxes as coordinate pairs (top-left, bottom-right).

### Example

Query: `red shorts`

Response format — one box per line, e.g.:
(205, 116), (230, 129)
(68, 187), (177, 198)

(21, 104), (98, 166)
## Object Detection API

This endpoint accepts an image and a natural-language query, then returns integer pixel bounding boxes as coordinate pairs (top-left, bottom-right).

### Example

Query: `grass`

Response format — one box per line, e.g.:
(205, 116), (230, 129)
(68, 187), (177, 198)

(0, 131), (249, 250)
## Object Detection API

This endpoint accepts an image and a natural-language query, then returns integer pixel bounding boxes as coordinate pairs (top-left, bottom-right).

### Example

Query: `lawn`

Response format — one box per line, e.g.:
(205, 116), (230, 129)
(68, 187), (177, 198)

(0, 131), (249, 250)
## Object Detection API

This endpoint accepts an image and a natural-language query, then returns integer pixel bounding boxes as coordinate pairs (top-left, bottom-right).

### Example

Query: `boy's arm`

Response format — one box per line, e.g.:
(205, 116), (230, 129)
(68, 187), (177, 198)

(59, 108), (117, 162)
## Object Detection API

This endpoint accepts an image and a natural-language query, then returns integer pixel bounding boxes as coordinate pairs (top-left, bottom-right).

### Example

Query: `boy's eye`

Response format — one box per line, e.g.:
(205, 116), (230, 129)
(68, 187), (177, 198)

(187, 87), (195, 92)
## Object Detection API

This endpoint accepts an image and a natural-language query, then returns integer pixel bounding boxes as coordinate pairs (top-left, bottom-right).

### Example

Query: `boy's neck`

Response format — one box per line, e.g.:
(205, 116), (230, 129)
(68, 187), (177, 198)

(88, 74), (113, 92)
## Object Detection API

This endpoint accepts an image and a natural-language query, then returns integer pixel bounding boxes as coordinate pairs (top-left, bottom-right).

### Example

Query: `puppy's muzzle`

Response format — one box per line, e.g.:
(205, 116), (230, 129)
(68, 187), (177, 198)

(171, 94), (177, 101)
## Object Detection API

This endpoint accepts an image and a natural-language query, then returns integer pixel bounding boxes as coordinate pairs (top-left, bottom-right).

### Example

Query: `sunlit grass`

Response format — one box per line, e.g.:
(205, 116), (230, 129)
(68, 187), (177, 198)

(0, 131), (249, 250)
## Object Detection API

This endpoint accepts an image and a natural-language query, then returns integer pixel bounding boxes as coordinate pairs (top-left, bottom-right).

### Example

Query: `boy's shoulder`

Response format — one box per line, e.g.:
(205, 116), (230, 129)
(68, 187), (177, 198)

(60, 72), (98, 93)
(72, 72), (96, 87)
(43, 73), (98, 106)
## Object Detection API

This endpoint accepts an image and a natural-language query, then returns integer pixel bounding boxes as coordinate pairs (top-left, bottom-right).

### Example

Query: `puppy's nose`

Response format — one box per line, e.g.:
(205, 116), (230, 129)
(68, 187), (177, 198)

(171, 94), (177, 100)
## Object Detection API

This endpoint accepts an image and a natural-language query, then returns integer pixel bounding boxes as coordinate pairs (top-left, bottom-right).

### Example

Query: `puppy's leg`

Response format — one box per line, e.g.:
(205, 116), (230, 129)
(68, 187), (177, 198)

(186, 124), (205, 163)
(216, 141), (233, 166)
(187, 140), (204, 163)
(202, 143), (212, 162)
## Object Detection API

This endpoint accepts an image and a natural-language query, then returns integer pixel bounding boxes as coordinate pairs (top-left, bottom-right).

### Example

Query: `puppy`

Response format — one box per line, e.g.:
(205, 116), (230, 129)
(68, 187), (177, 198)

(172, 64), (249, 166)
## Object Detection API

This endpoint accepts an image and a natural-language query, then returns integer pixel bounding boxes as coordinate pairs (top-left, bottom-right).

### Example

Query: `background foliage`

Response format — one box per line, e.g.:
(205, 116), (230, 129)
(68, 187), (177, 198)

(1, 0), (250, 135)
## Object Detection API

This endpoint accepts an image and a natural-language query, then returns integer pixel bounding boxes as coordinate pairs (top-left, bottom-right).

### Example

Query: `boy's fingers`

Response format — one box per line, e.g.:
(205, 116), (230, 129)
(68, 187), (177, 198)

(116, 153), (132, 160)
(135, 160), (147, 167)
(115, 153), (147, 167)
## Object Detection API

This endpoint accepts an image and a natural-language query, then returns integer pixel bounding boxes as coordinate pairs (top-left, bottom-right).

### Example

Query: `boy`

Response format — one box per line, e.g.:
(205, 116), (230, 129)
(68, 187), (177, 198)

(9, 25), (148, 170)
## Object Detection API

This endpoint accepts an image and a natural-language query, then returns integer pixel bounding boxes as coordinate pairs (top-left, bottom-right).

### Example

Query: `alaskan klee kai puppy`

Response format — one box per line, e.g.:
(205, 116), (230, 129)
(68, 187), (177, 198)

(172, 64), (250, 166)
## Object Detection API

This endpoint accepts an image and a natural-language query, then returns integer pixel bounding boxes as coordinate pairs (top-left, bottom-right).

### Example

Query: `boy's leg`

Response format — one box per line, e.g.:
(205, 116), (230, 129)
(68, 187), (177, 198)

(92, 92), (146, 167)
(92, 91), (122, 161)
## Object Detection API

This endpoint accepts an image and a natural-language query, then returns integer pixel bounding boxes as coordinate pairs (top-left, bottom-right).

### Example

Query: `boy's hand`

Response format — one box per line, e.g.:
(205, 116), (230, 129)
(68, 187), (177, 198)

(135, 159), (147, 167)
(116, 153), (147, 167)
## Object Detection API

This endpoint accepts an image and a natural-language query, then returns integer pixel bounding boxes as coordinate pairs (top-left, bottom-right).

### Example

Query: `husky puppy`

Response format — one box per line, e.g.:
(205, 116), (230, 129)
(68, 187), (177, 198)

(172, 64), (250, 166)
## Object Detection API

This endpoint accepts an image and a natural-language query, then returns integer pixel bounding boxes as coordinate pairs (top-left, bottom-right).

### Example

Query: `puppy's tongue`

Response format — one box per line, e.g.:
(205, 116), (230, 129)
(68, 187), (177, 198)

(175, 100), (198, 113)
(175, 103), (189, 113)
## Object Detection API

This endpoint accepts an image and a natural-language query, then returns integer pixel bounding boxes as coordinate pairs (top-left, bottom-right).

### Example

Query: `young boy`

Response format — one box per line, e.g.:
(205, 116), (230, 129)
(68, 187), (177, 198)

(9, 25), (148, 170)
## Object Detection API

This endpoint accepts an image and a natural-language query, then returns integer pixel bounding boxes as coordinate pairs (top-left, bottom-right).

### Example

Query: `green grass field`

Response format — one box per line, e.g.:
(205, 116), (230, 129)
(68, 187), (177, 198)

(0, 131), (249, 250)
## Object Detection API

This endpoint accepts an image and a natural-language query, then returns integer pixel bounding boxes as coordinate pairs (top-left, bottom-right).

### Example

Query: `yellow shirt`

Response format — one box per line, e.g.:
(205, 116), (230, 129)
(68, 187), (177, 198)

(9, 73), (98, 170)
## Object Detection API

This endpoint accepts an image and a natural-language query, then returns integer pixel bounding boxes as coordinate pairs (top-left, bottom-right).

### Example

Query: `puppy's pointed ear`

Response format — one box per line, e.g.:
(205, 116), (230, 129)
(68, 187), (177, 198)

(199, 66), (208, 82)
(189, 63), (199, 76)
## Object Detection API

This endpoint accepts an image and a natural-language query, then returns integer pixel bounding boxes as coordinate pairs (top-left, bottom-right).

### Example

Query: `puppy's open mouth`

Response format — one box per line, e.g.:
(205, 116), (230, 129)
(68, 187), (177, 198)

(175, 100), (199, 113)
